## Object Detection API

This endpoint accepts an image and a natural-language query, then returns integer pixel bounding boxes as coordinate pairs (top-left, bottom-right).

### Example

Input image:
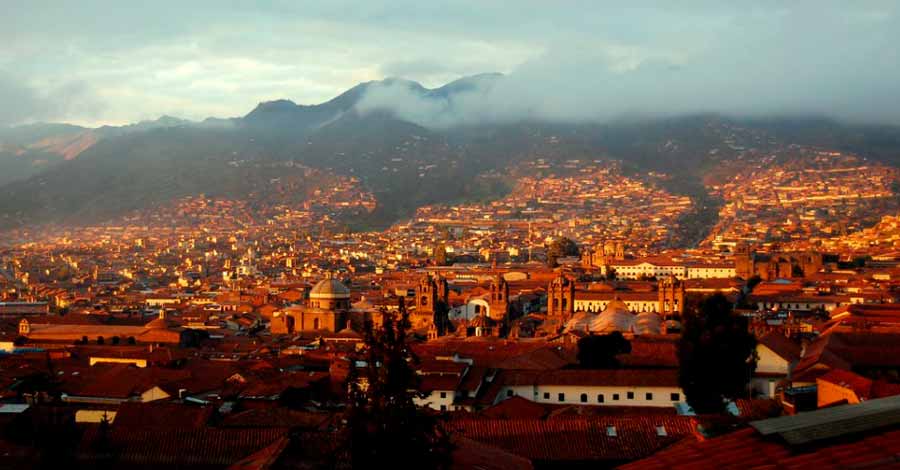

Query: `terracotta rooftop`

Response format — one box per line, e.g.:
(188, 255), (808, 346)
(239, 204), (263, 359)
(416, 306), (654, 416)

(78, 426), (288, 468)
(112, 402), (213, 429)
(451, 415), (695, 463)
(624, 396), (900, 470)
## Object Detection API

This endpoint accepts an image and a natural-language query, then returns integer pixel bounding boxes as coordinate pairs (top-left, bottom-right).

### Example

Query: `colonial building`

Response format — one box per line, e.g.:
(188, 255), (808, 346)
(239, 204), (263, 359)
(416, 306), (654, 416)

(498, 369), (684, 408)
(18, 311), (183, 344)
(734, 245), (824, 280)
(547, 275), (685, 318)
(564, 298), (665, 336)
(581, 240), (625, 270)
(546, 275), (576, 319)
(411, 273), (449, 331)
(488, 275), (510, 322)
(271, 278), (351, 334)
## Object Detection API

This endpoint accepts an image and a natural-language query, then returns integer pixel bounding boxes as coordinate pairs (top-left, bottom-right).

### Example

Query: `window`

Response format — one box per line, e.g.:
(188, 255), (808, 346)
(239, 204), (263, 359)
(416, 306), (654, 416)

(558, 393), (565, 402)
(440, 405), (447, 412)
(313, 318), (319, 330)
(646, 392), (653, 400)
(613, 393), (620, 401)
(597, 394), (604, 403)
(627, 391), (634, 400)
(606, 426), (617, 437)
(543, 392), (550, 400)
(656, 426), (667, 437)
(580, 393), (587, 403)
(670, 393), (680, 401)
(506, 390), (513, 397)
(440, 391), (447, 399)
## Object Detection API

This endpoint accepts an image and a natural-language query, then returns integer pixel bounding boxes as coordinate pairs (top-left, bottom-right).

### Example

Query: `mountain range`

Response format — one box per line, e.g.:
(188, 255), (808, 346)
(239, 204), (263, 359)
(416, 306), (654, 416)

(2, 73), (900, 231)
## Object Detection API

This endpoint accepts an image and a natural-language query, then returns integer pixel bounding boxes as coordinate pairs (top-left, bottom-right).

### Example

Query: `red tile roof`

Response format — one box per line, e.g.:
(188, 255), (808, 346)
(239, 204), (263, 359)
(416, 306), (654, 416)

(818, 369), (900, 401)
(219, 408), (331, 429)
(793, 330), (900, 382)
(112, 402), (213, 429)
(451, 416), (695, 462)
(758, 331), (802, 362)
(419, 374), (462, 393)
(481, 396), (548, 420)
(414, 339), (575, 370)
(78, 426), (289, 467)
(621, 425), (900, 470)
(451, 436), (534, 470)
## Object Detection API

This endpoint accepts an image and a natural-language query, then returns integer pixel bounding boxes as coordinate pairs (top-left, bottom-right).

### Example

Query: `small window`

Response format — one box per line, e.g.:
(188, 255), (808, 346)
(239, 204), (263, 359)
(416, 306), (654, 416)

(440, 405), (447, 412)
(627, 391), (634, 400)
(656, 426), (667, 437)
(506, 390), (513, 397)
(543, 392), (550, 400)
(670, 393), (680, 401)
(613, 393), (620, 401)
(580, 393), (587, 403)
(558, 393), (565, 402)
(606, 426), (617, 437)
(440, 391), (447, 399)
(597, 394), (604, 403)
(646, 392), (653, 400)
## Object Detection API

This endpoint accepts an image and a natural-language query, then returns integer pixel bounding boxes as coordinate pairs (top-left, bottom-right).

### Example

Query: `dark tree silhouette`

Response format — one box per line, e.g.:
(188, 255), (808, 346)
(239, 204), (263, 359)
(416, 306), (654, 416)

(433, 243), (451, 266)
(678, 293), (757, 414)
(343, 300), (451, 468)
(546, 237), (580, 267)
(432, 300), (452, 336)
(577, 332), (632, 369)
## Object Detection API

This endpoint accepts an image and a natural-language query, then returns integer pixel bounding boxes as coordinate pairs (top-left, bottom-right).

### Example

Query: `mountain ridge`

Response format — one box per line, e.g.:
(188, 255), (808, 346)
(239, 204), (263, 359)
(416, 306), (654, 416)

(2, 73), (900, 232)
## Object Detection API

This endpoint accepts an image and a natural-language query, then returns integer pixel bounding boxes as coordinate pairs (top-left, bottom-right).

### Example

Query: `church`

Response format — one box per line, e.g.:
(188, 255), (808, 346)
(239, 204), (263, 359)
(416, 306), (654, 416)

(545, 274), (684, 336)
(271, 278), (353, 334)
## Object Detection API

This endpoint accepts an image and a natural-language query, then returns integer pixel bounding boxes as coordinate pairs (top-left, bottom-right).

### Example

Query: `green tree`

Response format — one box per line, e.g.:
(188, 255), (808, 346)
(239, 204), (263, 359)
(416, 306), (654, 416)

(546, 237), (580, 267)
(678, 293), (758, 414)
(576, 332), (632, 369)
(344, 300), (451, 468)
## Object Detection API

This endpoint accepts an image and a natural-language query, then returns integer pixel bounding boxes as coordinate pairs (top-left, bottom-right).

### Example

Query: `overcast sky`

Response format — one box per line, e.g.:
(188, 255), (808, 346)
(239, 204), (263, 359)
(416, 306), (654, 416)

(2, 1), (898, 127)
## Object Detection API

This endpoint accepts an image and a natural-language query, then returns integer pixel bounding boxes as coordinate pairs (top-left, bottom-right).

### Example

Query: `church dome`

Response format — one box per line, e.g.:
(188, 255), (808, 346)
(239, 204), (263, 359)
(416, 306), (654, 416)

(310, 279), (350, 299)
(633, 311), (662, 335)
(589, 298), (635, 334)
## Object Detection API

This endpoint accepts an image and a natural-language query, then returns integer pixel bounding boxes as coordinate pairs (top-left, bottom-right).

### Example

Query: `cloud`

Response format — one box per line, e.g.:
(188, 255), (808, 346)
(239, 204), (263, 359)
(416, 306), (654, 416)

(0, 72), (103, 126)
(0, 74), (46, 125)
(2, 1), (899, 126)
(354, 3), (900, 127)
(380, 59), (449, 81)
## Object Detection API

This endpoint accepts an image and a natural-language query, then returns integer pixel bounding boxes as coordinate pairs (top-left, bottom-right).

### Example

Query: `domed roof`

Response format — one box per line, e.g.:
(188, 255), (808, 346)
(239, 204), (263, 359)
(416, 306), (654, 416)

(589, 298), (635, 334)
(633, 311), (662, 335)
(564, 310), (595, 333)
(309, 278), (350, 299)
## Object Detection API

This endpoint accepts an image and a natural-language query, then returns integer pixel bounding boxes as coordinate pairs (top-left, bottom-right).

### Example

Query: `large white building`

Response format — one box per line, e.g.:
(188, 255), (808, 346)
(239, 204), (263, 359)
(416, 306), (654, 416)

(497, 369), (683, 408)
(608, 259), (735, 280)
